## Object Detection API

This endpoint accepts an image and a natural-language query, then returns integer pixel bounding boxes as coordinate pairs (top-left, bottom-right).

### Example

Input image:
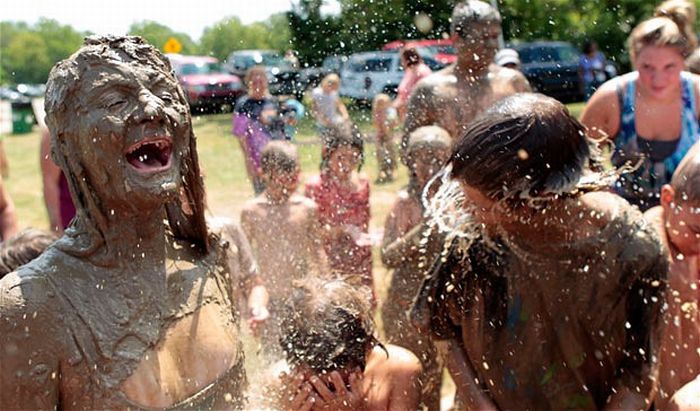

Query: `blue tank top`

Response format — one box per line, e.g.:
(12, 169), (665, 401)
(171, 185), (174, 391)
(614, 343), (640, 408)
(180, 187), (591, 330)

(613, 71), (699, 210)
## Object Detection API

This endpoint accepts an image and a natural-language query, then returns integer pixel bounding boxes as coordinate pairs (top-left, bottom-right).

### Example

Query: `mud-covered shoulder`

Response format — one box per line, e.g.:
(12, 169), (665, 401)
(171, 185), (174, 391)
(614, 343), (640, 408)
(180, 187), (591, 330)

(0, 252), (65, 408)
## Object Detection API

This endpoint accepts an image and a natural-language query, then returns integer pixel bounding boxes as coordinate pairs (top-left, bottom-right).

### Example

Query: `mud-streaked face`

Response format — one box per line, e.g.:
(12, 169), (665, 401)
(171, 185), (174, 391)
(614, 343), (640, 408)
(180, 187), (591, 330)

(453, 20), (501, 66)
(410, 146), (451, 188)
(69, 58), (190, 210)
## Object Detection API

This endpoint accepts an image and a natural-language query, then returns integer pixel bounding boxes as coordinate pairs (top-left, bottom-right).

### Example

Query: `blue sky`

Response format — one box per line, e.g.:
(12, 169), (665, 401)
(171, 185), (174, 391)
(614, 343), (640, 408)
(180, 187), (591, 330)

(4, 0), (341, 40)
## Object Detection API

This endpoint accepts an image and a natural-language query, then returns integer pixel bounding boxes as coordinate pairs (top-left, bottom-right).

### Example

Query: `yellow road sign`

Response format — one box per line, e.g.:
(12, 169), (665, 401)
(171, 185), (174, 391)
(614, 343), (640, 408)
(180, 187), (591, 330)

(164, 37), (182, 54)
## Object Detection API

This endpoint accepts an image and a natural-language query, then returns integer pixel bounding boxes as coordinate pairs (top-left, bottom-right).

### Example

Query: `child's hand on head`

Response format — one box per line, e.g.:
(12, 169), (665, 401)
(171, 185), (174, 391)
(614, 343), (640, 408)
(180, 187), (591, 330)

(308, 369), (366, 411)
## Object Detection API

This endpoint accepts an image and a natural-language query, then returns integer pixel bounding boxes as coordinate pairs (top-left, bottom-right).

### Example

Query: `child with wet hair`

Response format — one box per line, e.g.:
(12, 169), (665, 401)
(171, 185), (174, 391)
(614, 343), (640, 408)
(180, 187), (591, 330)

(372, 93), (399, 184)
(304, 124), (374, 300)
(274, 276), (422, 411)
(241, 141), (327, 356)
(380, 125), (451, 411)
(0, 228), (57, 279)
(413, 93), (668, 410)
(644, 142), (700, 410)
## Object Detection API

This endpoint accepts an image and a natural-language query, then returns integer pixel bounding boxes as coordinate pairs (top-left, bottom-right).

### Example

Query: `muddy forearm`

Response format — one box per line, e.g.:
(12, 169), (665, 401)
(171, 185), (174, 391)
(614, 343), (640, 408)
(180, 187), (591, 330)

(437, 339), (499, 411)
(381, 223), (425, 268)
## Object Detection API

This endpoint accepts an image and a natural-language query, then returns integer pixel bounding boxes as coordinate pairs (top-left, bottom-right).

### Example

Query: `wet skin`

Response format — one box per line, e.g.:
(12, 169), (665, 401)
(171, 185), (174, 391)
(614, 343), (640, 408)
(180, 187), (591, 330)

(402, 21), (530, 151)
(0, 48), (244, 409)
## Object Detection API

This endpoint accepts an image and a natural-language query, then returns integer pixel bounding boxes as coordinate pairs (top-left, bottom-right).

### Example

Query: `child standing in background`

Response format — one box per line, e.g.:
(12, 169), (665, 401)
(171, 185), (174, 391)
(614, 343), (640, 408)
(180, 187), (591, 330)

(305, 124), (374, 301)
(241, 141), (327, 356)
(381, 126), (452, 411)
(372, 93), (399, 184)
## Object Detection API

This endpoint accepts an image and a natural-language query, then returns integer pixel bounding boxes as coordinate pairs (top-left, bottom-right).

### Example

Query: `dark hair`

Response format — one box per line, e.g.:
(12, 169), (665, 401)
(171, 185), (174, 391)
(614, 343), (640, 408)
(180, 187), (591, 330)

(320, 123), (364, 171)
(450, 93), (599, 204)
(401, 47), (422, 67)
(260, 141), (299, 174)
(582, 39), (596, 54)
(0, 229), (57, 279)
(671, 142), (700, 204)
(279, 276), (381, 373)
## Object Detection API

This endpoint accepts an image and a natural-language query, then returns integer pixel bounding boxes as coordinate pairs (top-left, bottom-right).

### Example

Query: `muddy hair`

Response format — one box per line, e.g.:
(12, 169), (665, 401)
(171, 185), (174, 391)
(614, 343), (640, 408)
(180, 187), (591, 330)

(260, 141), (299, 175)
(406, 126), (452, 198)
(450, 0), (501, 37)
(671, 142), (700, 204)
(629, 0), (697, 60)
(449, 93), (609, 206)
(0, 228), (57, 279)
(279, 276), (383, 373)
(320, 123), (365, 171)
(44, 35), (211, 263)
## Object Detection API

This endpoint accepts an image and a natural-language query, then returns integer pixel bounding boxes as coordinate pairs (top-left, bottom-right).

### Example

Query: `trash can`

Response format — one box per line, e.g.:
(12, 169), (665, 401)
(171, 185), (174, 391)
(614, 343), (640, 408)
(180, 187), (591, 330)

(11, 103), (35, 134)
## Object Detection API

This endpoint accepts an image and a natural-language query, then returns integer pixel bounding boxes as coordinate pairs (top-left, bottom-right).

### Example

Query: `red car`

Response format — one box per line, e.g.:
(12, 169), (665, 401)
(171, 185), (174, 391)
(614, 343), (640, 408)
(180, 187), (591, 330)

(166, 54), (243, 113)
(383, 39), (456, 65)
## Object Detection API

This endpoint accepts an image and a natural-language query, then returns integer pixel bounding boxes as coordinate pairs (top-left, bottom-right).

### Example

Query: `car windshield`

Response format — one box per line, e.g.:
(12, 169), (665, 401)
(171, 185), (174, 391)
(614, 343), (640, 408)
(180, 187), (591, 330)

(426, 45), (455, 55)
(235, 52), (292, 69)
(178, 62), (223, 75)
(518, 45), (579, 64)
(349, 57), (393, 72)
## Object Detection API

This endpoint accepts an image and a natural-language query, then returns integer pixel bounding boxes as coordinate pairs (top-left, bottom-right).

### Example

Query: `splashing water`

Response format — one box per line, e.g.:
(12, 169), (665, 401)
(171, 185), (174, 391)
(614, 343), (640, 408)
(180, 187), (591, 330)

(418, 164), (483, 267)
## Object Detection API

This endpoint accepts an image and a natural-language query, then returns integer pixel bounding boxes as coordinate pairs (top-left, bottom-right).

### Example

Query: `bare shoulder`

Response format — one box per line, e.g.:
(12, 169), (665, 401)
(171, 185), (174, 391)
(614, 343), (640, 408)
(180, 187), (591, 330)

(491, 65), (530, 89)
(382, 344), (422, 377)
(241, 197), (266, 216)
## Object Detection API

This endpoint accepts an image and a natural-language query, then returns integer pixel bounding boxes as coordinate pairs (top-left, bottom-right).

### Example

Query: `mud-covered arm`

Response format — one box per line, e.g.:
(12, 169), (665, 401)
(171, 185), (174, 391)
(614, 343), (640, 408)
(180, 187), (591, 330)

(437, 340), (499, 411)
(307, 204), (329, 275)
(0, 272), (60, 409)
(380, 204), (424, 268)
(228, 222), (259, 292)
(605, 251), (668, 410)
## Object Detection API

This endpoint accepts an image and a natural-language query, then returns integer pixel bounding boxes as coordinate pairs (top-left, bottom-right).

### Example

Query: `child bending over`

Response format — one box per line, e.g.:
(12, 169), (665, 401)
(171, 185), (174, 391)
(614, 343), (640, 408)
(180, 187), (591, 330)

(274, 276), (422, 411)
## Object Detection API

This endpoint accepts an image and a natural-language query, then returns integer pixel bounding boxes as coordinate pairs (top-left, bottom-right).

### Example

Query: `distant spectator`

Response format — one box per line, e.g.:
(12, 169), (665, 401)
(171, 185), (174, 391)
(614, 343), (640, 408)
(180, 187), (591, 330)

(0, 228), (56, 279)
(686, 47), (700, 73)
(279, 97), (305, 140)
(495, 48), (521, 70)
(578, 40), (607, 101)
(372, 93), (399, 183)
(311, 74), (349, 135)
(40, 129), (75, 233)
(233, 66), (287, 194)
(284, 49), (300, 70)
(393, 47), (432, 121)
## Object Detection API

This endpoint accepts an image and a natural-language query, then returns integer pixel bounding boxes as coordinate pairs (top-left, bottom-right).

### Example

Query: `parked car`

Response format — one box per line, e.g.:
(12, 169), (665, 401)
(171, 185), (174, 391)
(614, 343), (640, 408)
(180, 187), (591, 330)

(339, 51), (445, 102)
(166, 54), (243, 113)
(383, 39), (457, 65)
(509, 41), (583, 102)
(299, 55), (349, 94)
(224, 50), (303, 97)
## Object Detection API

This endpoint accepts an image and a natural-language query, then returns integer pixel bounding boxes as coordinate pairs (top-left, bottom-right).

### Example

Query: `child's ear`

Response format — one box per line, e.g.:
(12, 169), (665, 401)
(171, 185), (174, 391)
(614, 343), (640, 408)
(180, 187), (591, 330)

(660, 184), (675, 209)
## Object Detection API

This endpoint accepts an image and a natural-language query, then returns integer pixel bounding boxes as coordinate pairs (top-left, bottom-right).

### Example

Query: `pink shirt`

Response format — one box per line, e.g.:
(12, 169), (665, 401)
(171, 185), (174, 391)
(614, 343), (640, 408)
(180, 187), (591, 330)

(395, 63), (432, 109)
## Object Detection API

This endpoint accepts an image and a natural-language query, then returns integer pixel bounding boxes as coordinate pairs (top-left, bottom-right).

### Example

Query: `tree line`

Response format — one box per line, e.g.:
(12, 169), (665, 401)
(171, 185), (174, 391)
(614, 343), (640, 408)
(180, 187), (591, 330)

(0, 1), (688, 85)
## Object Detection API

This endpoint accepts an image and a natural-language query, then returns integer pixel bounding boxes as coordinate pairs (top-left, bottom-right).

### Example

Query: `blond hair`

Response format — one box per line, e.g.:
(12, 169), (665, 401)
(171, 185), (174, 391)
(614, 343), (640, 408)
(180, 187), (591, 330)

(372, 93), (392, 116)
(321, 73), (340, 89)
(629, 0), (697, 60)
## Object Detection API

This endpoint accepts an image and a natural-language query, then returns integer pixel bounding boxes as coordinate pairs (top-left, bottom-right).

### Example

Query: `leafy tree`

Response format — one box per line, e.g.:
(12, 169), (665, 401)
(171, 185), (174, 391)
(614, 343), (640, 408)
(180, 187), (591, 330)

(2, 31), (51, 84)
(199, 15), (290, 61)
(128, 20), (197, 54)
